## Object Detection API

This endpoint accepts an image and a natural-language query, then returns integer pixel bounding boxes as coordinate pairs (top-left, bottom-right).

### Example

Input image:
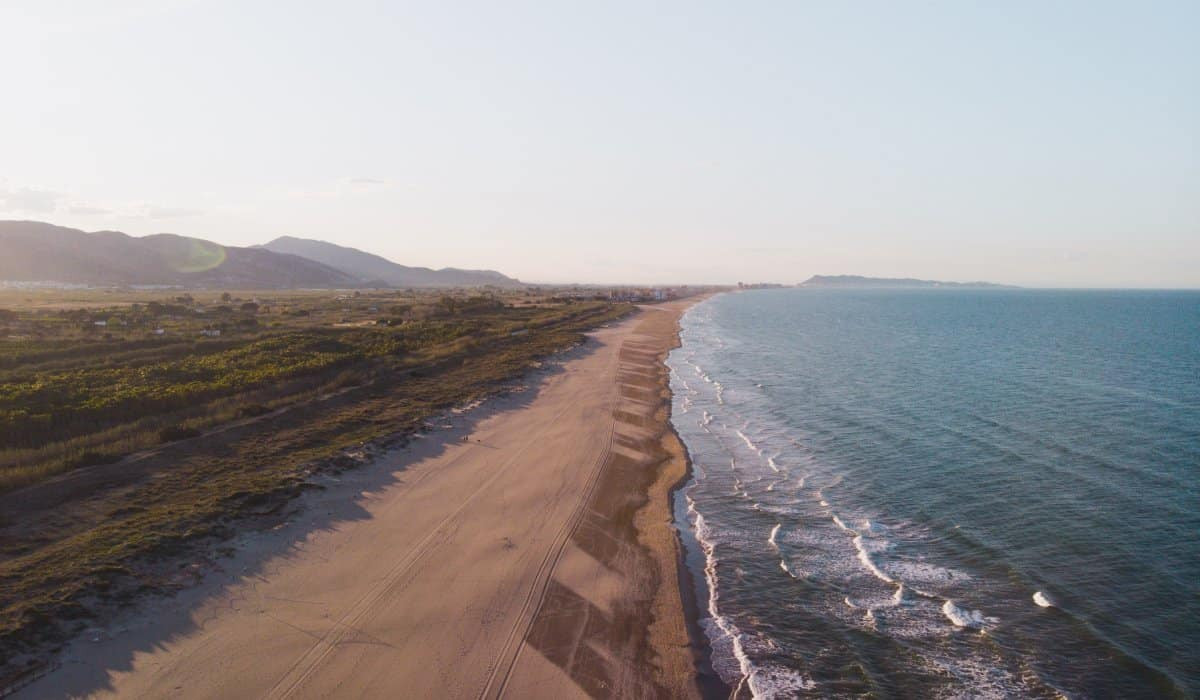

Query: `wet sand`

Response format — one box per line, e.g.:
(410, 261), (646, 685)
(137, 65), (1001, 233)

(20, 301), (701, 699)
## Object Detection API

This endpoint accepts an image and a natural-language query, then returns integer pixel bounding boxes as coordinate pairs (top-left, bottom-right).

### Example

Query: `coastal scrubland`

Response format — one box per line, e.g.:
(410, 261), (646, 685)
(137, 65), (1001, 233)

(0, 287), (631, 688)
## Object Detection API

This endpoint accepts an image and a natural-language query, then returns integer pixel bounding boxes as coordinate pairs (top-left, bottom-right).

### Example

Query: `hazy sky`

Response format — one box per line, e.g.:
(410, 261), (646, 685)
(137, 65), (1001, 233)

(1, 1), (1197, 286)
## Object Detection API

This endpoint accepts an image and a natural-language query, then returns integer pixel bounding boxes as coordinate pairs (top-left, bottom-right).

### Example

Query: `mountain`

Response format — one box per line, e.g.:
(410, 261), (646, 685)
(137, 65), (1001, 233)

(799, 275), (1017, 289)
(260, 236), (522, 288)
(0, 221), (360, 288)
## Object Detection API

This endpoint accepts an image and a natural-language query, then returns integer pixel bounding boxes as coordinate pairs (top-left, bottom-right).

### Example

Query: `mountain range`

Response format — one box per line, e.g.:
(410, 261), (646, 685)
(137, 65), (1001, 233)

(799, 275), (1016, 289)
(260, 236), (521, 288)
(0, 221), (520, 289)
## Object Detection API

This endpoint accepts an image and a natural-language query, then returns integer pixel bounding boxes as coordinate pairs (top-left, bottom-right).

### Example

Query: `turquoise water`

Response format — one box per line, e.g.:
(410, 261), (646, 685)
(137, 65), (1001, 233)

(669, 289), (1199, 698)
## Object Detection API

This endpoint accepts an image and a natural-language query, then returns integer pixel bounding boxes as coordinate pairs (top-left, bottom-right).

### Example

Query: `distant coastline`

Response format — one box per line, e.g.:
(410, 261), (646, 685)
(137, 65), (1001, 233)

(799, 274), (1017, 289)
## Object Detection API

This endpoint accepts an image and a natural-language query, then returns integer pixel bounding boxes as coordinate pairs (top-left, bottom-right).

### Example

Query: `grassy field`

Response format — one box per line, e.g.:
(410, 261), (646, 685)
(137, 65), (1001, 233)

(0, 287), (634, 682)
(0, 288), (614, 491)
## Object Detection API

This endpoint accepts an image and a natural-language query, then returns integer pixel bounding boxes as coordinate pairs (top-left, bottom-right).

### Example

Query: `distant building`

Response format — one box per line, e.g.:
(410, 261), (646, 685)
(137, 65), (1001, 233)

(200, 329), (221, 337)
(93, 320), (107, 327)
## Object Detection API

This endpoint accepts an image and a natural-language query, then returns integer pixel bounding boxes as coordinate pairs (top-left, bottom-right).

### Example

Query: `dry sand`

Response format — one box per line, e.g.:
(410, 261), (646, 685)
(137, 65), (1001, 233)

(20, 301), (701, 699)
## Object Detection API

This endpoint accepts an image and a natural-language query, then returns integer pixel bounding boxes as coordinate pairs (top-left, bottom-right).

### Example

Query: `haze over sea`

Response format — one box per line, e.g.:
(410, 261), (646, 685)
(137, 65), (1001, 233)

(669, 289), (1199, 698)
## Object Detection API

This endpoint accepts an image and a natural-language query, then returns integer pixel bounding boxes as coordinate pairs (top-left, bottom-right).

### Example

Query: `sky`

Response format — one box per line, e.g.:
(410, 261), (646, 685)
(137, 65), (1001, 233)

(1, 1), (1197, 287)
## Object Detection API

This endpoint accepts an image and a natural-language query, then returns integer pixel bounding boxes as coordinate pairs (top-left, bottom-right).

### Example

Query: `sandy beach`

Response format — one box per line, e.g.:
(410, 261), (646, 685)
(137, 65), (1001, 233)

(19, 301), (701, 699)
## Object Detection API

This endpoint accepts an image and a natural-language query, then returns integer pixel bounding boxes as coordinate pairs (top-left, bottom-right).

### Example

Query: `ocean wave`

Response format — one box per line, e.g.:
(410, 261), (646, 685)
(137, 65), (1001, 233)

(745, 665), (816, 698)
(736, 429), (757, 452)
(941, 600), (992, 629)
(691, 501), (756, 694)
(768, 523), (781, 549)
(884, 560), (970, 587)
(861, 519), (887, 534)
(852, 534), (896, 584)
(1033, 591), (1054, 608)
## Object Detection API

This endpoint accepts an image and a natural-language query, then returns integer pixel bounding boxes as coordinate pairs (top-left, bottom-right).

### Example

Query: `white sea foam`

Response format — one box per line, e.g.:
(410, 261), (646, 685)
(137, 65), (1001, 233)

(733, 481), (749, 498)
(691, 504), (757, 694)
(886, 560), (970, 586)
(736, 429), (757, 452)
(831, 514), (850, 531)
(941, 600), (988, 629)
(768, 524), (781, 548)
(766, 455), (782, 472)
(1033, 591), (1054, 608)
(861, 519), (887, 534)
(852, 534), (896, 584)
(745, 665), (817, 697)
(690, 496), (814, 698)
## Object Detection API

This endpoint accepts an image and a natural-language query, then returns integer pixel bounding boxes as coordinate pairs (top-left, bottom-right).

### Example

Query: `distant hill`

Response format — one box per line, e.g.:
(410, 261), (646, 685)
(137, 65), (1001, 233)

(261, 236), (522, 288)
(0, 221), (360, 288)
(799, 275), (1016, 289)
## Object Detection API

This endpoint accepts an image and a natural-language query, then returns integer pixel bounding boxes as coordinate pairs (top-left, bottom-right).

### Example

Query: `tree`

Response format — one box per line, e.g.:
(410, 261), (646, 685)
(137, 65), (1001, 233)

(221, 292), (232, 302)
(240, 302), (260, 313)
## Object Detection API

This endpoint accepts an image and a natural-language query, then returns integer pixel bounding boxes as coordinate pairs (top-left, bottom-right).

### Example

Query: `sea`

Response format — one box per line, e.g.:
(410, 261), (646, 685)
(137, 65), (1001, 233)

(668, 289), (1199, 699)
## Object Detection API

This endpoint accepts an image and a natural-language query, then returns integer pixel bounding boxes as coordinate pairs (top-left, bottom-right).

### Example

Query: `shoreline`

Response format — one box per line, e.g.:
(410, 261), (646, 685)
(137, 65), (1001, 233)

(659, 296), (730, 699)
(498, 297), (711, 697)
(666, 423), (730, 699)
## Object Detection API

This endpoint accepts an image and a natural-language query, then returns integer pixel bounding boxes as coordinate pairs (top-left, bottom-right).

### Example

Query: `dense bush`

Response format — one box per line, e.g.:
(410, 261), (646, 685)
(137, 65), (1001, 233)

(158, 426), (202, 443)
